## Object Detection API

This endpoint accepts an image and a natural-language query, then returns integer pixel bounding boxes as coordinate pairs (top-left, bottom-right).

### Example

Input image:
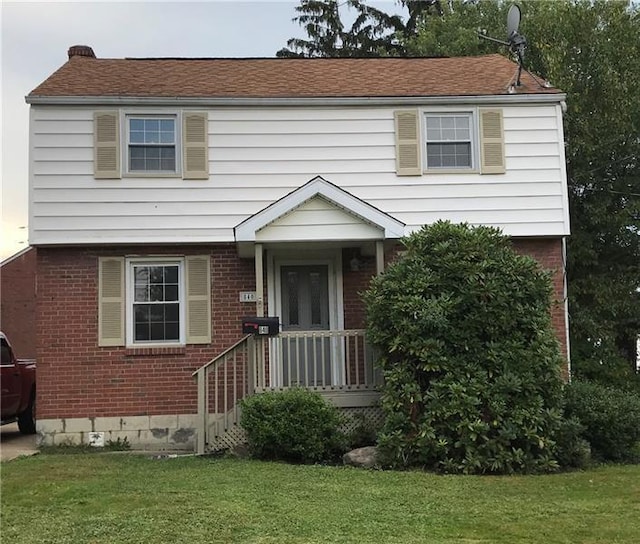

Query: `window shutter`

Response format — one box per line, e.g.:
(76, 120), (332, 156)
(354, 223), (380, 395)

(183, 112), (209, 180)
(98, 257), (124, 347)
(186, 255), (211, 344)
(94, 112), (121, 179)
(479, 109), (505, 174)
(394, 110), (421, 176)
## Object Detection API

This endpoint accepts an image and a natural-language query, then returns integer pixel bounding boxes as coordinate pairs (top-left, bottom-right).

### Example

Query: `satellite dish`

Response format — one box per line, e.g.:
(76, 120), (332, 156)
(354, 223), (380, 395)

(478, 4), (527, 86)
(507, 5), (521, 38)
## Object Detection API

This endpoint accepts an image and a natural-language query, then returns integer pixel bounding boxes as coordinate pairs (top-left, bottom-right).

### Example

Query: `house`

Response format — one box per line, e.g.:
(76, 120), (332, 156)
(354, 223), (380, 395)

(0, 246), (37, 359)
(27, 46), (570, 452)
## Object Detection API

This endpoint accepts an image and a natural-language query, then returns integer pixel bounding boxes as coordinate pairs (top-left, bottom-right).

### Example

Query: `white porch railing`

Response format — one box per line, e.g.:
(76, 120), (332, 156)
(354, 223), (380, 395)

(193, 329), (381, 454)
(268, 330), (379, 389)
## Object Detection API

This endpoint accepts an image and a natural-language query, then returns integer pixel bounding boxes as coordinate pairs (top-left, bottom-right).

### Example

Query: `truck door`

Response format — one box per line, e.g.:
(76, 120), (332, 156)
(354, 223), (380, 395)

(1, 337), (21, 418)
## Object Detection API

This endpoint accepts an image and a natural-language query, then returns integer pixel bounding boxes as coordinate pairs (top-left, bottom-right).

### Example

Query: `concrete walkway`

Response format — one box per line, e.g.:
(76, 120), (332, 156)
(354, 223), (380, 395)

(0, 422), (38, 462)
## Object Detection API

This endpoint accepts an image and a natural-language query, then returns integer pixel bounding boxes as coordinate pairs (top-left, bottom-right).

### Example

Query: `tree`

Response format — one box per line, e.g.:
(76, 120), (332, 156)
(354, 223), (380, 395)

(404, 0), (640, 381)
(276, 0), (443, 57)
(364, 222), (565, 473)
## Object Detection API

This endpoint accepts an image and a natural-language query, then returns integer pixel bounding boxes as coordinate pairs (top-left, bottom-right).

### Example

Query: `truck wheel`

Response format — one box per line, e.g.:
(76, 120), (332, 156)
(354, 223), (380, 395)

(18, 391), (36, 435)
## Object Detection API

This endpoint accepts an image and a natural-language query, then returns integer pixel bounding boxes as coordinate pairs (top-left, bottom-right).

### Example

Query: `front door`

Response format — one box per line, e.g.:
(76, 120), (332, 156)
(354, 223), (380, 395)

(280, 265), (332, 386)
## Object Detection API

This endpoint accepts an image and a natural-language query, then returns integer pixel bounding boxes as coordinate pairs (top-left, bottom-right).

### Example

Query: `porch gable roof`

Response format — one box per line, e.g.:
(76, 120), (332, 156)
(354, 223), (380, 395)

(234, 176), (405, 242)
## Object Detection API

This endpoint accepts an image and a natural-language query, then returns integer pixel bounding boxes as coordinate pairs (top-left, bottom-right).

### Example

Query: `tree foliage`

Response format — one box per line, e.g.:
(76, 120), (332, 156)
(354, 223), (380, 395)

(277, 0), (443, 57)
(364, 222), (565, 473)
(404, 0), (640, 381)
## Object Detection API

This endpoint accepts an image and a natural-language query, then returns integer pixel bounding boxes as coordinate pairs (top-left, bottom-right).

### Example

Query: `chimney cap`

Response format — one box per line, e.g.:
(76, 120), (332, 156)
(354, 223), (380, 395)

(68, 45), (95, 59)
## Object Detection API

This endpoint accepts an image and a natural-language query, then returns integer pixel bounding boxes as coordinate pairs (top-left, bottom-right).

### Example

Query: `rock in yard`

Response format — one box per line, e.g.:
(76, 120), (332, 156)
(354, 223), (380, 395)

(343, 446), (378, 468)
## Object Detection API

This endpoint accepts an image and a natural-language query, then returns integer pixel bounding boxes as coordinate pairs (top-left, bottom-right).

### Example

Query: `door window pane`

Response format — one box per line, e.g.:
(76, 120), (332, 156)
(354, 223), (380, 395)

(286, 271), (299, 326)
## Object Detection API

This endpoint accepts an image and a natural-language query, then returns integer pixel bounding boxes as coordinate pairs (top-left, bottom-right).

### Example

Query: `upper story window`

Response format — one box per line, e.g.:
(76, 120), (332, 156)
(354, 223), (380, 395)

(425, 113), (473, 170)
(394, 108), (504, 176)
(127, 117), (177, 173)
(93, 111), (209, 180)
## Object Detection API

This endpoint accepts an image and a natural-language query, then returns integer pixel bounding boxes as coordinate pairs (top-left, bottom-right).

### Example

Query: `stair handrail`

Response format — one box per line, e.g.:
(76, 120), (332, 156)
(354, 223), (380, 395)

(191, 334), (253, 377)
(194, 334), (257, 454)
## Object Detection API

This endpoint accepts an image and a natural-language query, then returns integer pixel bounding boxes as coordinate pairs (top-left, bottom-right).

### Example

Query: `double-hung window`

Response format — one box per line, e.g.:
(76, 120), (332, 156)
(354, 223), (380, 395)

(394, 108), (504, 176)
(94, 111), (209, 179)
(425, 113), (473, 170)
(98, 255), (211, 348)
(127, 117), (177, 174)
(127, 260), (184, 345)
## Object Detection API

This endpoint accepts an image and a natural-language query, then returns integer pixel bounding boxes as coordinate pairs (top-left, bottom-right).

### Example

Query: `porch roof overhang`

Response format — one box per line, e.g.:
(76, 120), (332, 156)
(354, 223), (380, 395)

(234, 176), (405, 249)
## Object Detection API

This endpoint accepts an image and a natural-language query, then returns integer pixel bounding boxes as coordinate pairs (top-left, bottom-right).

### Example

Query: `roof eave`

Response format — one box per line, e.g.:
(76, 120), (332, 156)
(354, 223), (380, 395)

(25, 93), (566, 107)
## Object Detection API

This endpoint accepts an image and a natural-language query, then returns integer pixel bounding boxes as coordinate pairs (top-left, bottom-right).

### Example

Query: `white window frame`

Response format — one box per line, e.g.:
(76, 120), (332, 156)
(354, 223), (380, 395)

(123, 112), (182, 177)
(423, 109), (479, 173)
(125, 257), (186, 347)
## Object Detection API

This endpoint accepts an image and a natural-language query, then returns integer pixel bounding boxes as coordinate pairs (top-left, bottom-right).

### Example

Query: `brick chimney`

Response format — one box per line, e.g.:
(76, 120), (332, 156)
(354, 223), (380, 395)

(68, 45), (96, 59)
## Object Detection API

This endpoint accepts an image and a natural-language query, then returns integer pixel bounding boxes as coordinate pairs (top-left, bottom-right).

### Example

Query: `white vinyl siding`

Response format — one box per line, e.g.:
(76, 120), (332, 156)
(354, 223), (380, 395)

(256, 196), (383, 242)
(30, 104), (569, 243)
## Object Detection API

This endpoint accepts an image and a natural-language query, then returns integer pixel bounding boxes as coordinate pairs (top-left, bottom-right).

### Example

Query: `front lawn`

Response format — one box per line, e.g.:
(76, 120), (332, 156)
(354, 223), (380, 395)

(1, 454), (638, 543)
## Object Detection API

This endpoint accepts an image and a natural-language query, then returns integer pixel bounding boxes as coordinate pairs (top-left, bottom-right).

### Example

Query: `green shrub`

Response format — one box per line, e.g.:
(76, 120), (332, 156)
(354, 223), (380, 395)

(240, 388), (346, 463)
(563, 381), (640, 463)
(553, 417), (591, 469)
(364, 221), (565, 474)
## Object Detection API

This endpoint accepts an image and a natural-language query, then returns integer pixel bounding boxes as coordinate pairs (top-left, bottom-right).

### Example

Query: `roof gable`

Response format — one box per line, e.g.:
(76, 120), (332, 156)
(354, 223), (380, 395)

(235, 176), (405, 242)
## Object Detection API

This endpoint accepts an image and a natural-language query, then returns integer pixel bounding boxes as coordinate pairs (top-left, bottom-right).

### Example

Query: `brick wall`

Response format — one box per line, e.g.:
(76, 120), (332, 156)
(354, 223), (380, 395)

(342, 249), (376, 329)
(36, 245), (255, 420)
(0, 247), (37, 358)
(341, 238), (569, 374)
(511, 238), (568, 365)
(37, 238), (568, 421)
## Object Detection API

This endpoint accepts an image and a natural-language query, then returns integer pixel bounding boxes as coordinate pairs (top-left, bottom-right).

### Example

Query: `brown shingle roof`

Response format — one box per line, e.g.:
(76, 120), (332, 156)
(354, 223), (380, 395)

(29, 53), (559, 99)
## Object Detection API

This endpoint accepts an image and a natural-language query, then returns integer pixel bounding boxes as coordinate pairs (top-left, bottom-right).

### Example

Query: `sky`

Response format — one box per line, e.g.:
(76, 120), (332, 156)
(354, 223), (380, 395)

(0, 0), (401, 261)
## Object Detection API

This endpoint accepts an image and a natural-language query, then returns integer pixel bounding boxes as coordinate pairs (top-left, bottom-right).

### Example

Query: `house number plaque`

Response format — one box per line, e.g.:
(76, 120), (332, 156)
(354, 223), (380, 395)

(239, 291), (257, 303)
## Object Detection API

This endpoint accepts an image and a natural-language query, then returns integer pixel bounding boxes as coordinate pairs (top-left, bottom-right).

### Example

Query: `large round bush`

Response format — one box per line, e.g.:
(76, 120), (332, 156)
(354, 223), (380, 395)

(364, 222), (565, 473)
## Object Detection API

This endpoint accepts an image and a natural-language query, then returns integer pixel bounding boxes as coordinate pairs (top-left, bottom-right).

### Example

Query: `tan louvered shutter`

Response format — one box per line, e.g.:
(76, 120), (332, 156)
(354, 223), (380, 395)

(479, 109), (505, 174)
(183, 112), (209, 179)
(394, 110), (422, 176)
(186, 255), (211, 344)
(98, 257), (124, 346)
(94, 112), (121, 179)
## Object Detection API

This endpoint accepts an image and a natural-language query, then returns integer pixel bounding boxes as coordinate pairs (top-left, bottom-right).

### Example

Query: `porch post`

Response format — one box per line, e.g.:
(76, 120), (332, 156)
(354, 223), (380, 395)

(247, 336), (256, 393)
(196, 369), (206, 455)
(255, 243), (264, 317)
(375, 240), (384, 276)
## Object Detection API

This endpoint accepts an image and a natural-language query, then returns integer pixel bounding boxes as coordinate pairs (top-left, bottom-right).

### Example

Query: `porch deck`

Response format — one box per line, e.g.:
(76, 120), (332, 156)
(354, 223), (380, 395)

(193, 330), (383, 453)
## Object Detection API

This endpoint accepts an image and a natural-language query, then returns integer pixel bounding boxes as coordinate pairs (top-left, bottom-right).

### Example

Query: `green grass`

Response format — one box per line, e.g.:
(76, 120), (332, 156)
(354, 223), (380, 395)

(1, 455), (639, 543)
